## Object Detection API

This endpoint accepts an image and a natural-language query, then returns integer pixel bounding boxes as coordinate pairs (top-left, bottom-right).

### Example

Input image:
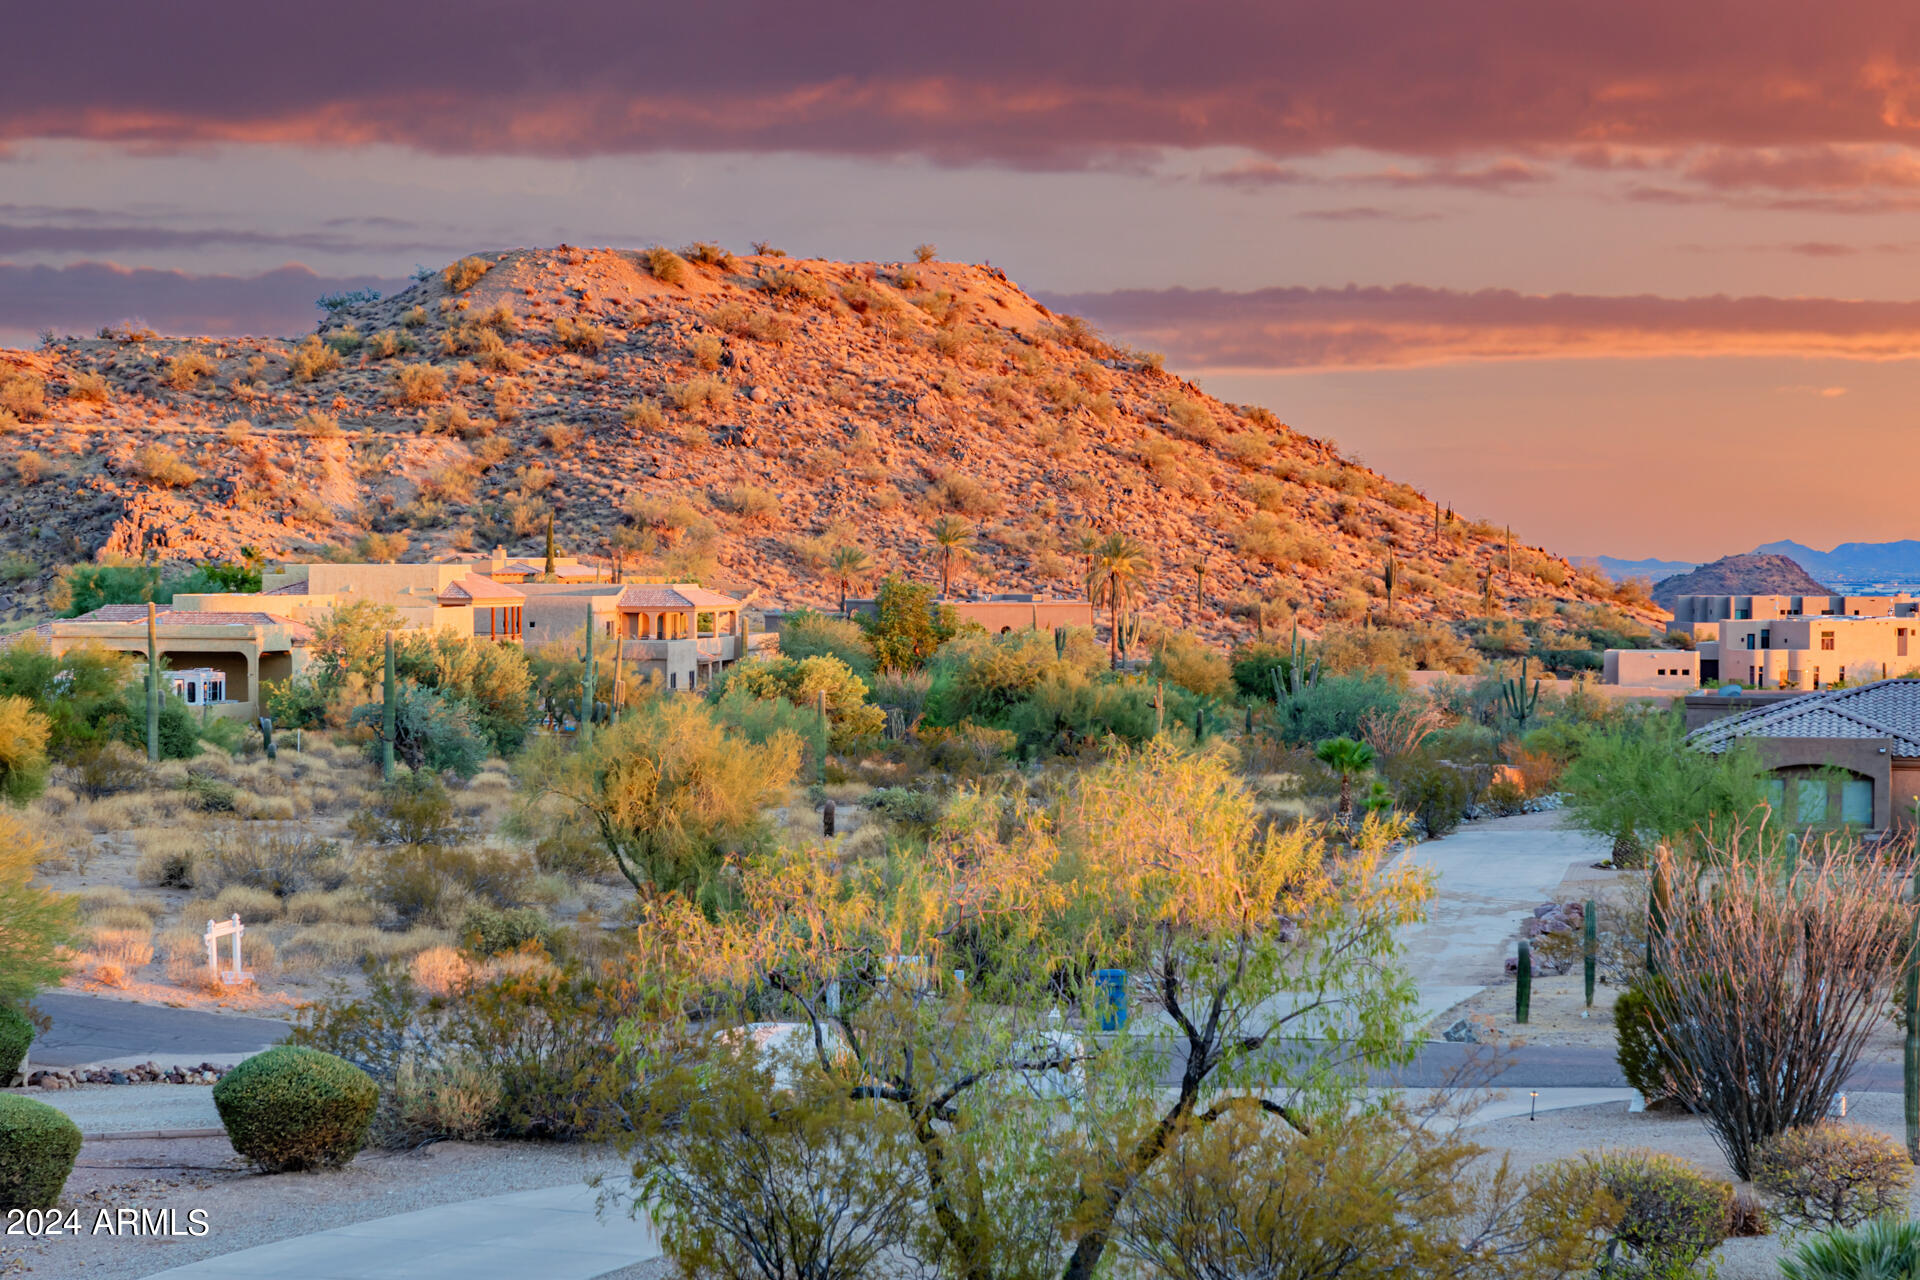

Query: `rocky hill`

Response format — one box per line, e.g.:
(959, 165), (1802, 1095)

(1651, 553), (1833, 609)
(0, 245), (1657, 641)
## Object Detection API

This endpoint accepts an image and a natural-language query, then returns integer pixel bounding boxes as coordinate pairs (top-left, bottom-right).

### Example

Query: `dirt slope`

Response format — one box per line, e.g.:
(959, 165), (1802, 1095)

(0, 246), (1657, 640)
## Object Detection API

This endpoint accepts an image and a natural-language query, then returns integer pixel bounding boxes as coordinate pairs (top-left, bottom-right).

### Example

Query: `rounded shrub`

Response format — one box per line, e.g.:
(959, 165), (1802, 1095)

(1613, 978), (1681, 1104)
(0, 1093), (83, 1209)
(0, 1004), (32, 1080)
(213, 1045), (377, 1172)
(1544, 1148), (1730, 1278)
(1754, 1124), (1912, 1230)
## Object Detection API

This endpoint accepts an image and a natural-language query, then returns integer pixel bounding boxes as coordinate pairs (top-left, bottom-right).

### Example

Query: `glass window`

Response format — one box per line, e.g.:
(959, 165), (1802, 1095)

(1842, 778), (1873, 826)
(184, 682), (197, 704)
(1766, 778), (1786, 812)
(1796, 779), (1828, 825)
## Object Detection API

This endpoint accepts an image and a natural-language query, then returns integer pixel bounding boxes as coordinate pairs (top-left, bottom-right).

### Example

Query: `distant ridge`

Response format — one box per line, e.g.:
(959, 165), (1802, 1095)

(1589, 539), (1920, 588)
(1651, 554), (1833, 610)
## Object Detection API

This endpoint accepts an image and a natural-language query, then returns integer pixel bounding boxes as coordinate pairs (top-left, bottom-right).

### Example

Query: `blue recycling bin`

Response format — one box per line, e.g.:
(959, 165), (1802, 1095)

(1095, 968), (1129, 1031)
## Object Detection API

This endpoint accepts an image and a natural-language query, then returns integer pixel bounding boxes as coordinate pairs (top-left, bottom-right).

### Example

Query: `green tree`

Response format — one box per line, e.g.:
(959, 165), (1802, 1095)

(0, 640), (133, 760)
(352, 683), (489, 778)
(541, 696), (800, 906)
(395, 628), (536, 756)
(1315, 736), (1377, 825)
(929, 515), (972, 598)
(1091, 533), (1151, 668)
(827, 544), (872, 615)
(620, 743), (1432, 1280)
(0, 811), (76, 1004)
(861, 576), (956, 674)
(1559, 712), (1771, 863)
(775, 609), (876, 681)
(713, 654), (884, 751)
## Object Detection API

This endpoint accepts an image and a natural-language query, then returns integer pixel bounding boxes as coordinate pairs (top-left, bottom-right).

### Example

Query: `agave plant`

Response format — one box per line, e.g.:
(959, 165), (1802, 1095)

(1780, 1216), (1920, 1280)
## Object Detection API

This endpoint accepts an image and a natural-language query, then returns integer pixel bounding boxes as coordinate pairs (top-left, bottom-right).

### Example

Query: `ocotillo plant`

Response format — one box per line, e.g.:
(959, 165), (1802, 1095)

(381, 630), (396, 781)
(1583, 899), (1598, 1008)
(1499, 657), (1541, 729)
(145, 602), (159, 763)
(580, 608), (595, 747)
(1907, 860), (1920, 1161)
(1516, 939), (1532, 1023)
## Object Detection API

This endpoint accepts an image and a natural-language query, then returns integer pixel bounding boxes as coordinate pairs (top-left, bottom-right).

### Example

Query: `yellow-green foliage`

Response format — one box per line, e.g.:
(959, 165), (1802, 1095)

(0, 374), (46, 420)
(1148, 632), (1232, 698)
(1753, 1125), (1913, 1230)
(0, 695), (50, 804)
(669, 377), (733, 414)
(65, 372), (110, 404)
(723, 654), (886, 749)
(552, 316), (607, 354)
(645, 247), (689, 285)
(288, 335), (342, 382)
(131, 443), (198, 488)
(213, 1046), (377, 1172)
(443, 256), (494, 292)
(623, 399), (666, 432)
(0, 811), (76, 1004)
(391, 363), (446, 405)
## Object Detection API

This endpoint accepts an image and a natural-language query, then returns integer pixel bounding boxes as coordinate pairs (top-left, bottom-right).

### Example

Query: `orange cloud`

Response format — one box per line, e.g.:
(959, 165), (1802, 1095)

(1048, 284), (1920, 370)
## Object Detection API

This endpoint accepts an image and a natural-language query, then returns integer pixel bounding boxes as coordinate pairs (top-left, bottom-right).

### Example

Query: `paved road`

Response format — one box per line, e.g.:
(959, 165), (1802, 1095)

(1371, 1041), (1900, 1091)
(30, 991), (288, 1068)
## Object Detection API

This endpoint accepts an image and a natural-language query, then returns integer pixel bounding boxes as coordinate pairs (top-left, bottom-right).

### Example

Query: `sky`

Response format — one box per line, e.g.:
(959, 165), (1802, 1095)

(12, 2), (1920, 560)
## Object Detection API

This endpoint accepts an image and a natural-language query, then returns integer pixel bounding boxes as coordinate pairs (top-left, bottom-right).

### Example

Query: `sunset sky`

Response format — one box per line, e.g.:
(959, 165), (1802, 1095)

(11, 1), (1920, 560)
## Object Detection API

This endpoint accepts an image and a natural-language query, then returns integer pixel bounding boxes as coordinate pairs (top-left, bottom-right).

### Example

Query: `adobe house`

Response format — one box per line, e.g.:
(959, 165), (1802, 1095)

(1602, 649), (1700, 689)
(518, 582), (777, 692)
(34, 606), (314, 718)
(1688, 679), (1920, 834)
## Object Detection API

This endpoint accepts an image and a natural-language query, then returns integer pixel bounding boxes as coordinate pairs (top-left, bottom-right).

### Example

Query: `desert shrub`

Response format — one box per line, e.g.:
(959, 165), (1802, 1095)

(1781, 1216), (1920, 1280)
(161, 352), (216, 390)
(0, 695), (51, 805)
(760, 267), (835, 307)
(0, 1005), (31, 1079)
(66, 372), (110, 403)
(1613, 977), (1681, 1105)
(354, 773), (467, 846)
(1385, 753), (1472, 837)
(551, 316), (606, 354)
(458, 906), (552, 957)
(0, 374), (46, 420)
(0, 812), (75, 1004)
(213, 1045), (377, 1172)
(1148, 632), (1232, 699)
(778, 611), (876, 680)
(287, 335), (342, 382)
(0, 1094), (82, 1210)
(351, 683), (489, 778)
(623, 398), (666, 432)
(719, 483), (780, 523)
(865, 787), (943, 838)
(1284, 674), (1406, 745)
(198, 830), (347, 898)
(183, 770), (236, 812)
(713, 654), (885, 751)
(131, 443), (198, 487)
(668, 376), (733, 413)
(371, 1056), (503, 1148)
(391, 363), (447, 405)
(931, 470), (1001, 516)
(644, 247), (689, 284)
(442, 256), (493, 292)
(368, 842), (527, 925)
(1540, 1149), (1729, 1280)
(1753, 1125), (1913, 1230)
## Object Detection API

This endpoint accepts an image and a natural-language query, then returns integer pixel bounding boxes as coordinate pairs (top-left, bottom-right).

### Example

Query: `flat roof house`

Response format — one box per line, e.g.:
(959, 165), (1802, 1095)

(1688, 678), (1920, 834)
(29, 605), (314, 719)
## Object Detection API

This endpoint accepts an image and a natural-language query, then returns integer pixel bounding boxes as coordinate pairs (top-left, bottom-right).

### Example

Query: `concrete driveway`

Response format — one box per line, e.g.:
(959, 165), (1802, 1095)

(1392, 810), (1612, 1029)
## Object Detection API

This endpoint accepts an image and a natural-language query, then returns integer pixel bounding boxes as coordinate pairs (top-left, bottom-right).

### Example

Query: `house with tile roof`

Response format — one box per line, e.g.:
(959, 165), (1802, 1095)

(34, 604), (314, 719)
(1688, 678), (1920, 832)
(514, 581), (777, 692)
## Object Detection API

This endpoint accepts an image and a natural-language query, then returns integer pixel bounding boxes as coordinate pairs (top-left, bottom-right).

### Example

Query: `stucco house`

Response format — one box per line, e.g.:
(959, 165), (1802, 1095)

(1688, 678), (1920, 834)
(30, 605), (314, 718)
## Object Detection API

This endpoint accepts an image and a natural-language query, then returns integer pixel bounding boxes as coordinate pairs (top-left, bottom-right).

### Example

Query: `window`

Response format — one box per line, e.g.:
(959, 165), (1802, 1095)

(1766, 778), (1786, 811)
(669, 671), (677, 690)
(1796, 779), (1828, 824)
(184, 682), (197, 705)
(1820, 631), (1835, 650)
(1842, 778), (1873, 826)
(1902, 629), (1910, 658)
(1745, 634), (1756, 650)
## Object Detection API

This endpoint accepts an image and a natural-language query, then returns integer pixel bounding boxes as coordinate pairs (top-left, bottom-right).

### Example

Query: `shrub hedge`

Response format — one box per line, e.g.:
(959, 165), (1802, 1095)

(1544, 1147), (1730, 1279)
(213, 1045), (377, 1172)
(0, 1005), (31, 1080)
(1614, 978), (1681, 1105)
(0, 1094), (82, 1209)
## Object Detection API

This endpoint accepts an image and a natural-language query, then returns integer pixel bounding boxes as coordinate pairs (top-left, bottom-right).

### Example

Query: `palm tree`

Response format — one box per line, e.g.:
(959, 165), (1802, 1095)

(827, 544), (872, 614)
(1072, 527), (1102, 599)
(1090, 533), (1151, 669)
(1314, 736), (1377, 826)
(929, 515), (973, 597)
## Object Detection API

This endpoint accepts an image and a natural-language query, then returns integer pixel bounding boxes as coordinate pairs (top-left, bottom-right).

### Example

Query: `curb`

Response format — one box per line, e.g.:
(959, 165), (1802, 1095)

(83, 1128), (226, 1141)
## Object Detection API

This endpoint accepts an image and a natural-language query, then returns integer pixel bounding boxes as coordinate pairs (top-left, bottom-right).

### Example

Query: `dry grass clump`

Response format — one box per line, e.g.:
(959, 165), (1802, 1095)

(391, 363), (447, 405)
(930, 469), (1001, 517)
(131, 443), (198, 487)
(293, 409), (341, 438)
(644, 247), (689, 285)
(707, 302), (791, 344)
(205, 885), (284, 923)
(1160, 392), (1219, 443)
(443, 256), (494, 292)
(682, 241), (739, 271)
(410, 944), (474, 996)
(1221, 431), (1275, 467)
(718, 484), (781, 524)
(134, 829), (202, 887)
(89, 924), (155, 985)
(0, 373), (47, 419)
(279, 923), (450, 969)
(760, 268), (835, 308)
(281, 889), (379, 927)
(552, 316), (607, 354)
(668, 377), (733, 414)
(287, 335), (342, 383)
(14, 450), (43, 483)
(66, 372), (110, 404)
(622, 399), (666, 433)
(689, 334), (723, 370)
(160, 352), (216, 391)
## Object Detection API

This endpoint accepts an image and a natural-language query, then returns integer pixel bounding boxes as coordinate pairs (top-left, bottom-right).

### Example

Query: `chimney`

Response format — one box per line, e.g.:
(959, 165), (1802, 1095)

(491, 545), (507, 572)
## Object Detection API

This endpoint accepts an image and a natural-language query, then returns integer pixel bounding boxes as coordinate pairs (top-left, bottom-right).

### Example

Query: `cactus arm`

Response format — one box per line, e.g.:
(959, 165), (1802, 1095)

(1583, 899), (1597, 1009)
(1516, 939), (1532, 1024)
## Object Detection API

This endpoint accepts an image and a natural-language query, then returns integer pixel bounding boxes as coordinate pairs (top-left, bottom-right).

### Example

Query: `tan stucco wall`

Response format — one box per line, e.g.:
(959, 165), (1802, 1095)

(1719, 616), (1920, 689)
(1603, 649), (1699, 687)
(1749, 737), (1894, 830)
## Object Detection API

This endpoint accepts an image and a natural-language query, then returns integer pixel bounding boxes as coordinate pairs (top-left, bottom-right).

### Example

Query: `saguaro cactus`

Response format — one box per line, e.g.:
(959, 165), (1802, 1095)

(1381, 553), (1398, 622)
(1646, 856), (1672, 977)
(1153, 681), (1165, 737)
(544, 511), (557, 578)
(580, 608), (595, 747)
(1500, 657), (1541, 729)
(1054, 625), (1067, 659)
(1583, 898), (1598, 1009)
(1193, 704), (1205, 744)
(1516, 939), (1533, 1024)
(823, 799), (836, 839)
(145, 602), (160, 763)
(258, 716), (277, 763)
(1906, 861), (1920, 1161)
(380, 630), (396, 782)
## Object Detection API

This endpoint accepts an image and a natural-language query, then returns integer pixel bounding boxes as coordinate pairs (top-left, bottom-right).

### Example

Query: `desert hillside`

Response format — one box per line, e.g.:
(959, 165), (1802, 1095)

(1651, 553), (1832, 609)
(0, 245), (1656, 639)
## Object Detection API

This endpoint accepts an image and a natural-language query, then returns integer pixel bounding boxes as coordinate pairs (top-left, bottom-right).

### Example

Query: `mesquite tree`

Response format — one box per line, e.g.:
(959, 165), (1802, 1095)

(1644, 836), (1914, 1179)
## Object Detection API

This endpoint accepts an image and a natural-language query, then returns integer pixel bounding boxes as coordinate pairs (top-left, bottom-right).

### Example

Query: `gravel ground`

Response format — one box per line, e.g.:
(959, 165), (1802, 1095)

(1473, 1090), (1918, 1279)
(0, 1136), (634, 1279)
(19, 1084), (222, 1135)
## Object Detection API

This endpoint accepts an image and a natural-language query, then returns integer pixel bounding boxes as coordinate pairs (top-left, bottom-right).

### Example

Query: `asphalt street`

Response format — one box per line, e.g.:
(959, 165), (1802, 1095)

(28, 990), (290, 1067)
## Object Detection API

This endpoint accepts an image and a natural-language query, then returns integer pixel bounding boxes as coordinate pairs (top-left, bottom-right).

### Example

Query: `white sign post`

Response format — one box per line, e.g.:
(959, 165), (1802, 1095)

(204, 913), (251, 986)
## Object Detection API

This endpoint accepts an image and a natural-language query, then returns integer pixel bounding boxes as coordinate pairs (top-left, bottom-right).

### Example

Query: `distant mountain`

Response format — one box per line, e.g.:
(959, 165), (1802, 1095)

(1751, 539), (1920, 583)
(1651, 554), (1833, 609)
(1579, 554), (1697, 583)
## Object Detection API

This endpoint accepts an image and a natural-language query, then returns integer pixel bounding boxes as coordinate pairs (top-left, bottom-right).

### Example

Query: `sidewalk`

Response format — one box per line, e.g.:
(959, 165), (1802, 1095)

(139, 1183), (661, 1280)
